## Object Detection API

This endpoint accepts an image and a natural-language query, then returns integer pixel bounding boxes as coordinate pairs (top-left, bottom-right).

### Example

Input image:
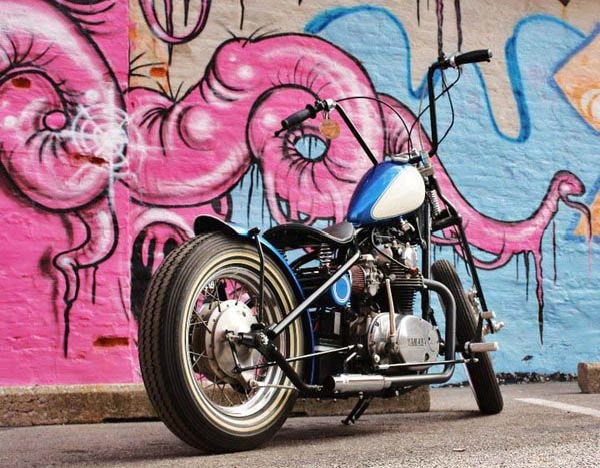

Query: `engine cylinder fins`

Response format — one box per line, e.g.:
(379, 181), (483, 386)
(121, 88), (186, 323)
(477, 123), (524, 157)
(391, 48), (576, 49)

(389, 268), (423, 314)
(387, 259), (411, 277)
(391, 278), (421, 314)
(393, 287), (416, 314)
(390, 276), (424, 288)
(388, 263), (424, 287)
(318, 243), (334, 268)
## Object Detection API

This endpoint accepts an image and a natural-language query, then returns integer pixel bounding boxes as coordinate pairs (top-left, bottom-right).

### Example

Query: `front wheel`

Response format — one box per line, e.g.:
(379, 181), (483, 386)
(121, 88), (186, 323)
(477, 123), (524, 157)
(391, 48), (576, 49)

(138, 232), (305, 452)
(432, 260), (503, 415)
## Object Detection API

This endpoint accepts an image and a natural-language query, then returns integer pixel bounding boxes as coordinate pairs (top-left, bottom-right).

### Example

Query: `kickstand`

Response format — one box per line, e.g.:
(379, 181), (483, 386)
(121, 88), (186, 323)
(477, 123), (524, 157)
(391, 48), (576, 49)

(342, 393), (372, 425)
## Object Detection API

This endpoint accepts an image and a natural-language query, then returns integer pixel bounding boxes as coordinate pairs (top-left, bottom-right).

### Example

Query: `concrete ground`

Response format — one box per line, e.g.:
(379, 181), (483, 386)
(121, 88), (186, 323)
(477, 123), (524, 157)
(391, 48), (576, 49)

(1, 382), (598, 468)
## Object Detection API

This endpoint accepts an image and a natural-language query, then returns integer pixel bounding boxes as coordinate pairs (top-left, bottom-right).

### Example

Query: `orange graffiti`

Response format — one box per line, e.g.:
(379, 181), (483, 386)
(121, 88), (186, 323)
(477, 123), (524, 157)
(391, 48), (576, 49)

(554, 33), (600, 131)
(150, 66), (167, 78)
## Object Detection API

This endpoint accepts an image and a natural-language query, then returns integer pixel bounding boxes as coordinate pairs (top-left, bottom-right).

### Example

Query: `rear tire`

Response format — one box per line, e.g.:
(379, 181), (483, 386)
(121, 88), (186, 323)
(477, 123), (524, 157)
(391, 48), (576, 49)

(431, 260), (503, 415)
(139, 232), (304, 452)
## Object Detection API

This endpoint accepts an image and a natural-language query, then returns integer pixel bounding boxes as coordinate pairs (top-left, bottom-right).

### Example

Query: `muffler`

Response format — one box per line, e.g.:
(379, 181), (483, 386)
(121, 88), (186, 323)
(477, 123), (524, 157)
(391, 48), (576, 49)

(324, 374), (390, 393)
(324, 368), (460, 394)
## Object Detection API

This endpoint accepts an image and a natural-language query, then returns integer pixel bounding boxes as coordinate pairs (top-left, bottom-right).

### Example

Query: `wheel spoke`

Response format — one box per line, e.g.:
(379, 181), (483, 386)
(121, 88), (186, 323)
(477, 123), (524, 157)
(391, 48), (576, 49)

(184, 267), (292, 415)
(201, 282), (220, 302)
(218, 383), (235, 406)
(190, 351), (206, 369)
(189, 316), (212, 334)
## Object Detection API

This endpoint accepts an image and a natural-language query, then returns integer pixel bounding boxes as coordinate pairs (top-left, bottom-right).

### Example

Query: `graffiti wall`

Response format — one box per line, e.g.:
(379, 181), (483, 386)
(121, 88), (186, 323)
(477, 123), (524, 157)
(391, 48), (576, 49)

(0, 0), (598, 385)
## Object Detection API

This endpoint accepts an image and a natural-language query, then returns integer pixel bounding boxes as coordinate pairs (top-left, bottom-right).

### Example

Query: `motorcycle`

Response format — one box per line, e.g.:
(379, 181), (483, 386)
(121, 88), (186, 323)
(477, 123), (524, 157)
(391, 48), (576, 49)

(138, 49), (504, 453)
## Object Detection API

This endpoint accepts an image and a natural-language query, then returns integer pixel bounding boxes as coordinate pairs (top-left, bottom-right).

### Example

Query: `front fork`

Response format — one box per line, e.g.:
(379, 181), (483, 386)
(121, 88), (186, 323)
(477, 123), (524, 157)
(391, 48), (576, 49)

(420, 156), (495, 341)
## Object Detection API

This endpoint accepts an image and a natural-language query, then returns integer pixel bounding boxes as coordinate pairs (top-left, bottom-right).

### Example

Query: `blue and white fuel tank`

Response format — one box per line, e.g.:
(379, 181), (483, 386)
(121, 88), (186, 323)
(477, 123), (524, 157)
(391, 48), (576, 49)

(347, 161), (426, 226)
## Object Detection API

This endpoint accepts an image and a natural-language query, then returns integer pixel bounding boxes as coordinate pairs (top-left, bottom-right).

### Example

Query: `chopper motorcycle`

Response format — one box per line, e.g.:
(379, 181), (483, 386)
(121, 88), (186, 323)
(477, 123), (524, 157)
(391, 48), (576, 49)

(138, 49), (504, 453)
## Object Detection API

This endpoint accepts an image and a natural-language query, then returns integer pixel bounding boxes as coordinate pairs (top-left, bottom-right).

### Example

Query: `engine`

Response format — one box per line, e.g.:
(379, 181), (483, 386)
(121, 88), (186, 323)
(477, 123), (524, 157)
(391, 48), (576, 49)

(347, 237), (440, 371)
(296, 227), (441, 381)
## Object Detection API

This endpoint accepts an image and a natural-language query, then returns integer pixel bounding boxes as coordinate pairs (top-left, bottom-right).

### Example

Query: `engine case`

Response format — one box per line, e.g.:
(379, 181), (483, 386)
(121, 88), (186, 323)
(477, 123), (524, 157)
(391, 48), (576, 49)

(367, 313), (439, 369)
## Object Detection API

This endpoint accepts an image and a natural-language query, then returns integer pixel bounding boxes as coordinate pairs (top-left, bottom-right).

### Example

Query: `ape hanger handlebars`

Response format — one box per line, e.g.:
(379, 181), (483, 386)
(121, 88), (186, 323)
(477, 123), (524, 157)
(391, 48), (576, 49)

(277, 49), (493, 161)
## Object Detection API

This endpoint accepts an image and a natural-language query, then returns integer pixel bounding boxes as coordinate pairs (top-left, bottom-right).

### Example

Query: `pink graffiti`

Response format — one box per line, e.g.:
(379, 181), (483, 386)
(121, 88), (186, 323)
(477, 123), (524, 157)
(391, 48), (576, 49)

(127, 83), (251, 206)
(128, 34), (383, 223)
(0, 2), (124, 210)
(138, 0), (211, 44)
(0, 0), (590, 374)
(0, 0), (234, 360)
(0, 0), (125, 354)
(129, 26), (590, 344)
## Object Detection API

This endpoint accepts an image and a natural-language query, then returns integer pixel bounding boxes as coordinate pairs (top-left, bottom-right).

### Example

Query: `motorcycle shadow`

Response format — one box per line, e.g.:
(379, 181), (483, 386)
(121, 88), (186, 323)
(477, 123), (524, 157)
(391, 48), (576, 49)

(59, 411), (482, 463)
(267, 410), (481, 448)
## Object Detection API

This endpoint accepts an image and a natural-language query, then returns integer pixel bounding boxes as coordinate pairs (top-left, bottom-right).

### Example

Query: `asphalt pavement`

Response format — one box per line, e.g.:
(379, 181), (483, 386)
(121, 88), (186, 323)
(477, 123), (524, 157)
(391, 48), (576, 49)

(1, 382), (598, 467)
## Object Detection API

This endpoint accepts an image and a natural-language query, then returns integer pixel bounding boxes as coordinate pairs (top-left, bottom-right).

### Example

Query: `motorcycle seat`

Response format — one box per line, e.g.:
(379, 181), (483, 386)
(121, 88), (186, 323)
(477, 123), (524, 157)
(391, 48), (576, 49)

(263, 221), (355, 250)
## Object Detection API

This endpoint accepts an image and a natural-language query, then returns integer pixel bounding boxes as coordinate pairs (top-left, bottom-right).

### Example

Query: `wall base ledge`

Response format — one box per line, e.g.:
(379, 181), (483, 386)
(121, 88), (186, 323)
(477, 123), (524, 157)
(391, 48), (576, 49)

(0, 383), (429, 427)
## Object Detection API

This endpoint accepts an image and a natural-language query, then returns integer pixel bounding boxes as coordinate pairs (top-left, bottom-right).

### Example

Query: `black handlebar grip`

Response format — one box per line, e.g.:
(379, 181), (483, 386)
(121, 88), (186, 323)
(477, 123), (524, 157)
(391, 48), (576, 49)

(454, 49), (492, 66)
(281, 105), (316, 130)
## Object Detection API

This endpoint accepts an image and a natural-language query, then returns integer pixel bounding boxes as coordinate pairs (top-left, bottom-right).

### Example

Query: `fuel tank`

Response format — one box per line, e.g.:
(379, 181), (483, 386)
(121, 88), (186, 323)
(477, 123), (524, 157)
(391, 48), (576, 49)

(347, 161), (426, 226)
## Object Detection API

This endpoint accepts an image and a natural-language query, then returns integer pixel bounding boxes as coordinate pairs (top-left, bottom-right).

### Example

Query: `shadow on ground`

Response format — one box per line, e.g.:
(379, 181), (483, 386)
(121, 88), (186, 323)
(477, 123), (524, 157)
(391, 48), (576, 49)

(21, 410), (484, 465)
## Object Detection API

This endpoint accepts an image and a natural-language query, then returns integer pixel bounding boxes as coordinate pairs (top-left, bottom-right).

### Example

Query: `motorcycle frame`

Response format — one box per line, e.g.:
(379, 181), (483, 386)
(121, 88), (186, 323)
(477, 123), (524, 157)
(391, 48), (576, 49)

(237, 251), (458, 398)
(217, 59), (493, 399)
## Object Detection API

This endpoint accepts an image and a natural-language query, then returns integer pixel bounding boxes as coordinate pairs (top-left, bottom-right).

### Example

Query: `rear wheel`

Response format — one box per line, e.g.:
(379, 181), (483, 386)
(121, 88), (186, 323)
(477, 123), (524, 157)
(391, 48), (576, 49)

(139, 232), (304, 452)
(432, 260), (503, 415)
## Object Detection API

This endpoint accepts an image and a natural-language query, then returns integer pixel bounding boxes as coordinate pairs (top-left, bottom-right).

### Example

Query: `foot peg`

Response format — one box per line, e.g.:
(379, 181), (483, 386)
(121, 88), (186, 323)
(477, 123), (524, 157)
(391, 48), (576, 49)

(481, 311), (496, 320)
(483, 321), (505, 335)
(465, 341), (499, 354)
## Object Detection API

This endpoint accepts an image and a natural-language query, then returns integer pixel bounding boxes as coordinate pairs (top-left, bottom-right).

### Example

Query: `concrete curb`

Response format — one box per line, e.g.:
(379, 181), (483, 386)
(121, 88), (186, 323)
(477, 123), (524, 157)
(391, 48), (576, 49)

(0, 384), (155, 427)
(0, 384), (429, 427)
(577, 362), (600, 393)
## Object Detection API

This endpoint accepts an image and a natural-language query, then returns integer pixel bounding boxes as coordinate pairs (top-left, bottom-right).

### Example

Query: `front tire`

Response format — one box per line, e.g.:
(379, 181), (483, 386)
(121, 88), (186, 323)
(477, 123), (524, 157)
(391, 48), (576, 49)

(431, 260), (503, 415)
(139, 232), (305, 452)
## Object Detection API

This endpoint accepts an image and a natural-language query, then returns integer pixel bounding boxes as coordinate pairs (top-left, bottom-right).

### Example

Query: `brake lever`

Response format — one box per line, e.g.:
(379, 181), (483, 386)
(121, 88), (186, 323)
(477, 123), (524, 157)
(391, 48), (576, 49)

(273, 99), (337, 137)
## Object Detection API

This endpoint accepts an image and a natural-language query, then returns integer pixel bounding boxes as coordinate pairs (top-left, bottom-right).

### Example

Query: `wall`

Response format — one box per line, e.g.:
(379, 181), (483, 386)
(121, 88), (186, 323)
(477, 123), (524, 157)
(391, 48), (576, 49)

(0, 0), (598, 385)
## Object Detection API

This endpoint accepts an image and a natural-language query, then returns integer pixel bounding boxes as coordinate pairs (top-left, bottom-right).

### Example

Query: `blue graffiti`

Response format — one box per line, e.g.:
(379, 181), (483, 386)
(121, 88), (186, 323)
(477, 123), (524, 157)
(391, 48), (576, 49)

(226, 6), (599, 375)
(302, 7), (599, 375)
(306, 7), (598, 225)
